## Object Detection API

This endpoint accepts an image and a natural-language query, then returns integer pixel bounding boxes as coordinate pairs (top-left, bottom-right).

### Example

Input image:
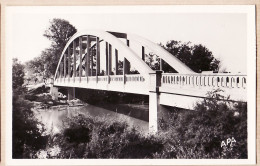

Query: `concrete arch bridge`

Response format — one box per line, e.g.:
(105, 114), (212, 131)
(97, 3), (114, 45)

(52, 30), (247, 132)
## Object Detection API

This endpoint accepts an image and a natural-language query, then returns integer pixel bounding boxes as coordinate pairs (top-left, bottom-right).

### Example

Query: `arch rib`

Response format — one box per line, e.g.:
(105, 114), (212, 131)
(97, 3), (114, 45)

(127, 33), (195, 74)
(54, 29), (154, 80)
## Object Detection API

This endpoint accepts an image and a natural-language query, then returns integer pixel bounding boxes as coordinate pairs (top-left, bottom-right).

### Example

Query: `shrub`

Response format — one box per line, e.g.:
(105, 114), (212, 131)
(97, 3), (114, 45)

(12, 94), (49, 158)
(50, 114), (164, 159)
(158, 89), (247, 159)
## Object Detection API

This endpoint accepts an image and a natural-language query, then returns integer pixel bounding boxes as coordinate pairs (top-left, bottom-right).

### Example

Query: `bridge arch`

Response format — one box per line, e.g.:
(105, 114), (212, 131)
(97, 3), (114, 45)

(54, 29), (155, 80)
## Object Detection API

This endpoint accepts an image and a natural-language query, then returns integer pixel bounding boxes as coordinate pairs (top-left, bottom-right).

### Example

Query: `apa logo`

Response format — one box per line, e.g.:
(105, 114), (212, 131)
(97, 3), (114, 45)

(221, 137), (236, 148)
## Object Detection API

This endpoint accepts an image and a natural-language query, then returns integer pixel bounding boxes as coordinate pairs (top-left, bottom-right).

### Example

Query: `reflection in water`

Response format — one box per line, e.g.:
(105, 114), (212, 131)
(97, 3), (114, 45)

(34, 104), (149, 135)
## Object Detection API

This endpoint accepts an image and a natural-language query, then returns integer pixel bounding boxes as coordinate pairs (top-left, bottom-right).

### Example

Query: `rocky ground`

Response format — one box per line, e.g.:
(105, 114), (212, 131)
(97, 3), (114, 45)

(25, 83), (82, 109)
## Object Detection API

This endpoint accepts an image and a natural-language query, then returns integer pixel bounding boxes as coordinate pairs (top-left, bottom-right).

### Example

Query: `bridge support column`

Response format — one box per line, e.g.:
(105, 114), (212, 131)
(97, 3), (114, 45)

(160, 58), (163, 71)
(86, 35), (90, 81)
(115, 49), (118, 75)
(73, 40), (76, 82)
(105, 42), (108, 75)
(108, 44), (112, 84)
(149, 70), (162, 133)
(123, 39), (131, 83)
(50, 86), (59, 100)
(64, 53), (66, 82)
(67, 87), (75, 100)
(79, 36), (83, 82)
(50, 79), (59, 100)
(96, 37), (100, 83)
(68, 46), (71, 82)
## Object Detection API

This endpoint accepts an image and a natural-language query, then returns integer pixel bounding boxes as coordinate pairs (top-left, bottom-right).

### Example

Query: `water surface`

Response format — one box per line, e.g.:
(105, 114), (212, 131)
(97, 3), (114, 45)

(34, 104), (149, 135)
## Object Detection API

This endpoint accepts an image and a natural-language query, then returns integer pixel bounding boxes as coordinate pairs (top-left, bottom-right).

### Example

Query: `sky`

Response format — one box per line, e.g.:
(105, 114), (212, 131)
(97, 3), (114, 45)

(7, 6), (249, 73)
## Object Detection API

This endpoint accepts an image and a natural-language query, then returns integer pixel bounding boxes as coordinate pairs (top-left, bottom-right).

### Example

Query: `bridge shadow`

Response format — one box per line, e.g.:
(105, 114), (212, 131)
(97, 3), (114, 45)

(59, 88), (149, 122)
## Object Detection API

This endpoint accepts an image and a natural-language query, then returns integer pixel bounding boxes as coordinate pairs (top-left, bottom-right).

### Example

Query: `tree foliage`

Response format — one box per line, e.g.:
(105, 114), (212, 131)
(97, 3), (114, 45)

(12, 96), (48, 158)
(164, 40), (220, 73)
(26, 18), (77, 78)
(145, 53), (160, 70)
(27, 46), (63, 78)
(145, 41), (220, 73)
(12, 58), (48, 158)
(12, 58), (25, 90)
(44, 18), (77, 47)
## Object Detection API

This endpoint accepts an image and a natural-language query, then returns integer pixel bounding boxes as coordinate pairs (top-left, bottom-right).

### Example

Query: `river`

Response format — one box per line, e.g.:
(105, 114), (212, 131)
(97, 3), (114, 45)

(33, 103), (149, 135)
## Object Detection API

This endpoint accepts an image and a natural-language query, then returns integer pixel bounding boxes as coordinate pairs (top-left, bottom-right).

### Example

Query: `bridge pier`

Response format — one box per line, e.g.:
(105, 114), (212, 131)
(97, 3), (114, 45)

(149, 70), (162, 133)
(67, 87), (75, 100)
(50, 79), (59, 100)
(50, 86), (59, 100)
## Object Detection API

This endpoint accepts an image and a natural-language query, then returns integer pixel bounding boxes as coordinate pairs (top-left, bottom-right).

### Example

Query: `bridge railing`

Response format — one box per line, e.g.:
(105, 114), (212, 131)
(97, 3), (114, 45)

(55, 74), (146, 83)
(125, 74), (145, 82)
(110, 75), (124, 82)
(54, 74), (149, 94)
(161, 73), (247, 89)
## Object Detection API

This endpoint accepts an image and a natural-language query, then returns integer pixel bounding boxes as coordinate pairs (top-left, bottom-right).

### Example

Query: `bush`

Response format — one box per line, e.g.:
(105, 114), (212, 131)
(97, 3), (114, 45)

(158, 89), (247, 159)
(49, 114), (164, 159)
(12, 94), (49, 158)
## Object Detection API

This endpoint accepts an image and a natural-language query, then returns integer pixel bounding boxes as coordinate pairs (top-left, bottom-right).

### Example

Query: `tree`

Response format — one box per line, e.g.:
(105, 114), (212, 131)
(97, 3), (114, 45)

(145, 53), (160, 70)
(44, 18), (77, 47)
(164, 40), (220, 73)
(27, 19), (77, 77)
(12, 58), (48, 158)
(12, 58), (25, 90)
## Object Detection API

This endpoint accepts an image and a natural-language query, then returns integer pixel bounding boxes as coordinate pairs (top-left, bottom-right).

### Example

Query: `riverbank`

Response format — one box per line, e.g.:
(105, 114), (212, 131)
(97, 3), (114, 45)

(14, 84), (248, 159)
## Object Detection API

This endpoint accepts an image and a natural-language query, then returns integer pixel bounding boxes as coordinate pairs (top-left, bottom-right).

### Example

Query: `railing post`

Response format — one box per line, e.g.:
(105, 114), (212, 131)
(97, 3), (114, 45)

(149, 70), (162, 133)
(96, 37), (100, 83)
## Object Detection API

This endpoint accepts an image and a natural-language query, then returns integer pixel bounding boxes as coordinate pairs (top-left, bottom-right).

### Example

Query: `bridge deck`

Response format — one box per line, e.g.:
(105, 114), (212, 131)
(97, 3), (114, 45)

(54, 73), (247, 107)
(55, 74), (149, 95)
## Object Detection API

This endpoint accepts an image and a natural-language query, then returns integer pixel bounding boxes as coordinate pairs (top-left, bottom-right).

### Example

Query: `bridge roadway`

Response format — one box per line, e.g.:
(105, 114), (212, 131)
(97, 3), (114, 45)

(53, 72), (247, 133)
(51, 29), (247, 132)
(54, 72), (247, 106)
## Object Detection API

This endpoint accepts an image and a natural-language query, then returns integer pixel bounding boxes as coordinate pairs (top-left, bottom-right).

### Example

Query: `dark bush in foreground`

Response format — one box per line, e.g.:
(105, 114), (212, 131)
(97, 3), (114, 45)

(13, 94), (49, 158)
(50, 115), (164, 159)
(158, 89), (247, 159)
